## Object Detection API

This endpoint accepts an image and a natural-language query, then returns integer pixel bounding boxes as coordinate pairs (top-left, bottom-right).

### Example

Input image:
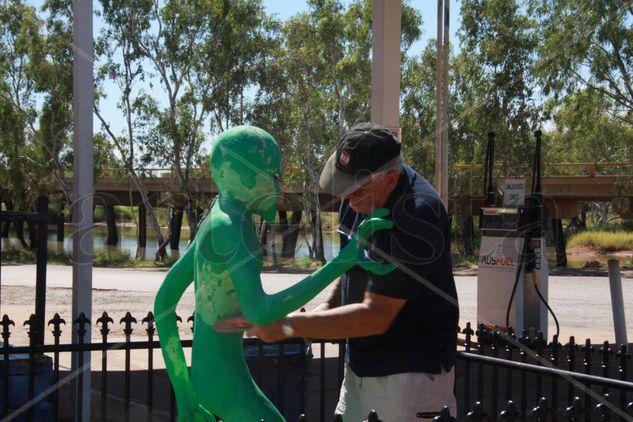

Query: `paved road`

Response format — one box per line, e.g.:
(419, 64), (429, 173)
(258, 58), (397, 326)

(1, 264), (632, 344)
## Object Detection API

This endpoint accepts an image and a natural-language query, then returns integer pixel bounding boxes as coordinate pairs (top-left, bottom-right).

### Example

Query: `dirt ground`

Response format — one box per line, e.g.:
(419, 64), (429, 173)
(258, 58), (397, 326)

(1, 284), (195, 348)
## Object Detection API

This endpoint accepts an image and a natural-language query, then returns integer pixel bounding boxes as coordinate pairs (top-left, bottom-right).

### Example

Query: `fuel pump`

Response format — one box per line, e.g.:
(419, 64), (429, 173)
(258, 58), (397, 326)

(476, 131), (554, 338)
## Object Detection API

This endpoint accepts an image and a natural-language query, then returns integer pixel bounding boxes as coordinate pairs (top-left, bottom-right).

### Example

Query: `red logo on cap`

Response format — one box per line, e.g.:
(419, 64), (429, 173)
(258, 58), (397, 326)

(339, 150), (350, 166)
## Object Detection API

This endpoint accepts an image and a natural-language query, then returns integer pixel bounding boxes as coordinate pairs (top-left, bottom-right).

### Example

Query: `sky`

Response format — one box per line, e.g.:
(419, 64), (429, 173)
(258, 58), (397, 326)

(27, 0), (461, 141)
(263, 0), (460, 55)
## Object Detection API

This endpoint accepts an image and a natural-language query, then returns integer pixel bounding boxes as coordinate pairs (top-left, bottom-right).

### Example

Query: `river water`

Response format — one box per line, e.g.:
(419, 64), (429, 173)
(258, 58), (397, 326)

(11, 224), (341, 262)
(3, 223), (628, 269)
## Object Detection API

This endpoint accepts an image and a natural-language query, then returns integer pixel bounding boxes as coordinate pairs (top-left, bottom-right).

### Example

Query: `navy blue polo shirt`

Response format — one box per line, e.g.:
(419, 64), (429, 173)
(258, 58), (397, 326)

(338, 165), (459, 377)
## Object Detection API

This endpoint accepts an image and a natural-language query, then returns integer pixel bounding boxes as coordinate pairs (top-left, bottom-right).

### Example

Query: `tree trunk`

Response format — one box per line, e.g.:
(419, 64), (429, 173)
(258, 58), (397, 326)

(288, 211), (302, 258)
(105, 204), (118, 246)
(280, 211), (303, 259)
(1, 199), (13, 238)
(310, 208), (325, 263)
(56, 204), (65, 243)
(169, 207), (184, 250)
(94, 106), (167, 261)
(15, 220), (29, 249)
(138, 204), (147, 248)
(463, 214), (474, 256)
(185, 200), (199, 242)
(552, 218), (567, 267)
(26, 220), (37, 251)
(270, 222), (277, 265)
(258, 218), (268, 256)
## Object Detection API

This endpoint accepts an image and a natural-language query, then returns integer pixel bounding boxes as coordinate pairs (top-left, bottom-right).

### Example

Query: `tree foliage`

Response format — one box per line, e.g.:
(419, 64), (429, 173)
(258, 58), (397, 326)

(455, 0), (542, 178)
(0, 0), (116, 211)
(530, 0), (633, 125)
(2, 0), (633, 256)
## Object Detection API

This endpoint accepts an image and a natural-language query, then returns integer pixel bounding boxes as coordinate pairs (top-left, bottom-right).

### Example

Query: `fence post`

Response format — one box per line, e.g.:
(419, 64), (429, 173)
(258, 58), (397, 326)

(607, 259), (628, 347)
(48, 313), (65, 420)
(97, 312), (113, 422)
(1, 315), (14, 418)
(35, 195), (48, 347)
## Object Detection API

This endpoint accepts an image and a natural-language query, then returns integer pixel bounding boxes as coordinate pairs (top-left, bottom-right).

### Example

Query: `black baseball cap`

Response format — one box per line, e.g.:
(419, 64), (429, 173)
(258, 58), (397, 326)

(319, 122), (401, 198)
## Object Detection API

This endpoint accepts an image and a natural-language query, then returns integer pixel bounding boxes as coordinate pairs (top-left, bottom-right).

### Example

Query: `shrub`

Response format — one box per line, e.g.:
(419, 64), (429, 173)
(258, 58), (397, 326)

(568, 231), (633, 253)
(93, 249), (135, 267)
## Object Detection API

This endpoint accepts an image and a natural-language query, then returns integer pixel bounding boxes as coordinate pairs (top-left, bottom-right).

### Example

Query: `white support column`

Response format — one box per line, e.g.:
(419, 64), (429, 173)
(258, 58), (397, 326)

(371, 0), (401, 131)
(434, 0), (443, 197)
(435, 0), (450, 208)
(441, 0), (450, 205)
(71, 1), (93, 420)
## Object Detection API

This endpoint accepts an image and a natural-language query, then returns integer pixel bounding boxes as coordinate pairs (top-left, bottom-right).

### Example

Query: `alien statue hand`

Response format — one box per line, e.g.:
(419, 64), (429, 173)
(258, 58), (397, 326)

(332, 208), (397, 275)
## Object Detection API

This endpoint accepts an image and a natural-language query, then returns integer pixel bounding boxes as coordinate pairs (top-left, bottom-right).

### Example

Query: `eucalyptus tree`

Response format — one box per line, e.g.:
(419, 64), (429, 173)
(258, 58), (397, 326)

(96, 0), (170, 259)
(544, 89), (633, 166)
(250, 0), (422, 261)
(530, 0), (633, 129)
(456, 0), (542, 177)
(401, 41), (442, 180)
(0, 0), (54, 210)
(0, 0), (92, 214)
(97, 0), (279, 248)
(529, 0), (633, 171)
(0, 0), (121, 251)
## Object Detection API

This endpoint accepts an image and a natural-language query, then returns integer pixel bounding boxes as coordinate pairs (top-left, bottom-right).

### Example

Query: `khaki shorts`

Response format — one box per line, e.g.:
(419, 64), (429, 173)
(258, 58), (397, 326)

(334, 364), (456, 421)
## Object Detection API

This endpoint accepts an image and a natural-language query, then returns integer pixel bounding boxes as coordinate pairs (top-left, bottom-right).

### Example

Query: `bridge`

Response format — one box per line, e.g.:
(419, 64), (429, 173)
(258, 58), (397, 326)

(82, 162), (633, 215)
(1, 163), (631, 253)
(14, 162), (630, 217)
(452, 162), (633, 219)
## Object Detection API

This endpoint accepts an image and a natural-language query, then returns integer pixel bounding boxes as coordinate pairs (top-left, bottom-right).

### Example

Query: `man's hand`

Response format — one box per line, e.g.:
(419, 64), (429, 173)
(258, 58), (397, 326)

(246, 320), (287, 343)
(337, 208), (397, 275)
(212, 315), (252, 333)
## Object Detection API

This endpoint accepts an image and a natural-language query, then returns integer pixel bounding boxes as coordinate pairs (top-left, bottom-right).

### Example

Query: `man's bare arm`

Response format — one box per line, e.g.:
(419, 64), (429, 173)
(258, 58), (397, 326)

(312, 278), (342, 312)
(248, 291), (405, 342)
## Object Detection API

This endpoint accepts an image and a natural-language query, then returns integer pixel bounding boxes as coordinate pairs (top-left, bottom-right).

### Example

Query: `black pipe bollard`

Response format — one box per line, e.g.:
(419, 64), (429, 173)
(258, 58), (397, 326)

(296, 414), (307, 422)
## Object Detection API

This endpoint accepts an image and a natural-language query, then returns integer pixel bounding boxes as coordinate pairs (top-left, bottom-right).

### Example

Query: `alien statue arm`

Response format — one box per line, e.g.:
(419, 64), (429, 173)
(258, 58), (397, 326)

(154, 243), (208, 421)
(225, 208), (395, 327)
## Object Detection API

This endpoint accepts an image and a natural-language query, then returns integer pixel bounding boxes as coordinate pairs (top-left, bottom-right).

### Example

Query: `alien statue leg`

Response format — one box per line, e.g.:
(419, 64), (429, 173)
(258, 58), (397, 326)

(190, 326), (284, 421)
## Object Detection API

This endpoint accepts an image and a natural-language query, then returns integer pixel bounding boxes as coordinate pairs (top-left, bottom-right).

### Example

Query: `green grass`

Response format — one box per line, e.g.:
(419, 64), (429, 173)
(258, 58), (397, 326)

(1, 248), (73, 265)
(136, 254), (180, 268)
(0, 247), (177, 267)
(568, 231), (633, 254)
(262, 257), (323, 272)
(584, 222), (632, 232)
(451, 253), (478, 269)
(93, 250), (135, 267)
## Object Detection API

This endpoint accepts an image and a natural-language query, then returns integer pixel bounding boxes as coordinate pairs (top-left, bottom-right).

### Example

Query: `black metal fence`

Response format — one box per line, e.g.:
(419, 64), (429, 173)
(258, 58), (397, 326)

(1, 312), (632, 421)
(458, 323), (633, 421)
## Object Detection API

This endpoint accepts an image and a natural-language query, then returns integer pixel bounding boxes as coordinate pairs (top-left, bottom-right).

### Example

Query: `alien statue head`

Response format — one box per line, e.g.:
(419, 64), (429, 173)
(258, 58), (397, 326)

(210, 125), (282, 224)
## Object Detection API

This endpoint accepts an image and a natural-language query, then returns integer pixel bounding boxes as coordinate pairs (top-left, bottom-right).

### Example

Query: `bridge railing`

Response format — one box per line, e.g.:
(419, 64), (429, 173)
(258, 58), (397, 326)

(90, 167), (211, 179)
(65, 162), (633, 183)
(453, 162), (633, 178)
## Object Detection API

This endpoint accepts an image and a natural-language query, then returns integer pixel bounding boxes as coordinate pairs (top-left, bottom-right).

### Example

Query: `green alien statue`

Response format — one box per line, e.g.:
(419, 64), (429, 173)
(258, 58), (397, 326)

(154, 125), (394, 421)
